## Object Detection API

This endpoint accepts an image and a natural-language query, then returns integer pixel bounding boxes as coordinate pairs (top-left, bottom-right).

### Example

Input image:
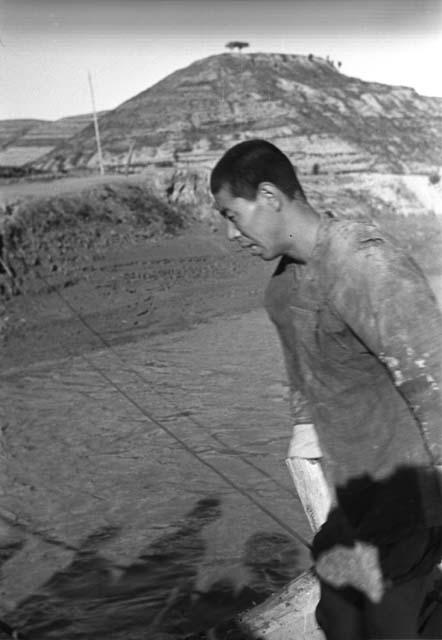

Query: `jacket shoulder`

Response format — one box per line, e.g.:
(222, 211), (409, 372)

(326, 218), (389, 252)
(323, 218), (406, 277)
(323, 218), (437, 311)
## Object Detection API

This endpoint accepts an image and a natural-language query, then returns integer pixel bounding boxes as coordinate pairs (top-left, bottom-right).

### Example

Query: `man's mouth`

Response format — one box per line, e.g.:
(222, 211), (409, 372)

(239, 241), (259, 250)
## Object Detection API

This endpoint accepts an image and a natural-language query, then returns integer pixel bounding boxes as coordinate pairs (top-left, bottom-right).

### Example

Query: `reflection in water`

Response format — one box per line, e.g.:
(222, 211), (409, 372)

(5, 497), (302, 639)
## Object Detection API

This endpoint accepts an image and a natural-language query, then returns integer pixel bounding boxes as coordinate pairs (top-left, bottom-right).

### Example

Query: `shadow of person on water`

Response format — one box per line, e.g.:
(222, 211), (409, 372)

(5, 497), (221, 639)
(185, 531), (302, 640)
(5, 497), (302, 640)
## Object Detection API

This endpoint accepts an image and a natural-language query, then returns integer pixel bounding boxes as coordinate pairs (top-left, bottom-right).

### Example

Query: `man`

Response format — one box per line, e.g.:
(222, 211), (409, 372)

(210, 139), (442, 639)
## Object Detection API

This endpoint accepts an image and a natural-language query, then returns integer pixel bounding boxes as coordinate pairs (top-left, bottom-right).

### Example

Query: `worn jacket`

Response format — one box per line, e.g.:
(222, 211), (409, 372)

(265, 214), (442, 540)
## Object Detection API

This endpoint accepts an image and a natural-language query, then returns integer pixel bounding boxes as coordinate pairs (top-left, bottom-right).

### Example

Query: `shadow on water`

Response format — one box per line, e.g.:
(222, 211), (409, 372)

(4, 497), (302, 639)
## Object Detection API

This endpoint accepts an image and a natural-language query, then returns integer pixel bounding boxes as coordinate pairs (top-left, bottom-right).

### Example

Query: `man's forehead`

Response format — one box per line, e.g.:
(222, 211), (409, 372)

(213, 185), (234, 209)
(216, 185), (234, 199)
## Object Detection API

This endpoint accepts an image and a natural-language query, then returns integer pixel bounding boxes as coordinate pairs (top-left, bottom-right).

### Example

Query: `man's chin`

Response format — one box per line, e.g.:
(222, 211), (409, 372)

(257, 251), (279, 262)
(247, 245), (280, 261)
(256, 246), (281, 261)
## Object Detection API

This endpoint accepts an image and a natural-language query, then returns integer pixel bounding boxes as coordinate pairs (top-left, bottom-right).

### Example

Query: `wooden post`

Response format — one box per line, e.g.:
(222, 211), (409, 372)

(285, 423), (333, 533)
(238, 425), (332, 639)
(239, 569), (324, 640)
(125, 141), (136, 177)
(88, 71), (105, 176)
(286, 457), (332, 533)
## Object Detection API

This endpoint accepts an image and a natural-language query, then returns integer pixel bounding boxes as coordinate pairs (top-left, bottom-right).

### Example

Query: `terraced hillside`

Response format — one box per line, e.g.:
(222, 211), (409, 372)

(0, 112), (107, 168)
(31, 52), (442, 176)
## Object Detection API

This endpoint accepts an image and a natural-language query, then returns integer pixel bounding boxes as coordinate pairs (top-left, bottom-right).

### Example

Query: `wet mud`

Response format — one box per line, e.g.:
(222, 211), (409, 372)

(0, 229), (313, 638)
(1, 225), (441, 639)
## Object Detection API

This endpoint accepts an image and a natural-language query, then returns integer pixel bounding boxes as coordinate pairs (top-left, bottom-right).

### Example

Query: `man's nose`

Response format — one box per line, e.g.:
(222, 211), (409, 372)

(226, 219), (241, 241)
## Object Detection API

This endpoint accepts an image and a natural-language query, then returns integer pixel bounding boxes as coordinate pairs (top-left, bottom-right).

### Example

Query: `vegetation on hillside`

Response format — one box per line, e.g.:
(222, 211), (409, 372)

(0, 181), (192, 299)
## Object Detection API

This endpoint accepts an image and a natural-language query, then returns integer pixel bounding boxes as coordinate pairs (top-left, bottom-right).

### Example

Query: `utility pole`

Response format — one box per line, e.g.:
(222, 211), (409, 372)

(88, 70), (105, 176)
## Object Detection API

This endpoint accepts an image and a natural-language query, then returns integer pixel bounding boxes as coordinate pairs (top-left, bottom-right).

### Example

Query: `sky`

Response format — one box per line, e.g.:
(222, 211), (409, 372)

(1, 0), (442, 121)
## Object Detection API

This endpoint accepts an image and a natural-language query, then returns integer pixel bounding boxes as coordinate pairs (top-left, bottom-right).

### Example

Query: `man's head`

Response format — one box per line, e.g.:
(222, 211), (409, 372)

(210, 139), (311, 262)
(210, 139), (305, 202)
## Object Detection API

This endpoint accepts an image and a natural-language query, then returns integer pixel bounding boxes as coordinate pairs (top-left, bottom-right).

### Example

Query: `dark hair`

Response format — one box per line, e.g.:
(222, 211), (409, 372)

(210, 139), (306, 201)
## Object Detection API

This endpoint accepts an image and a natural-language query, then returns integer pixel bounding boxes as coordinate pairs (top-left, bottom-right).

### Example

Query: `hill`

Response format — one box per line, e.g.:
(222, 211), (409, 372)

(1, 53), (441, 358)
(31, 52), (442, 175)
(1, 52), (441, 304)
(0, 119), (47, 148)
(0, 112), (107, 169)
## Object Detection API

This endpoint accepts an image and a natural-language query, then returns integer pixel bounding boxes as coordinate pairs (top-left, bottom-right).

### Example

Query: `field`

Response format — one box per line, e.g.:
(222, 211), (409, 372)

(0, 175), (441, 638)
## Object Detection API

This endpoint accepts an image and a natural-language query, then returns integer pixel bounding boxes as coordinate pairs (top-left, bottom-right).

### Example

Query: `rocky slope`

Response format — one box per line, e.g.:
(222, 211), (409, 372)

(31, 52), (442, 176)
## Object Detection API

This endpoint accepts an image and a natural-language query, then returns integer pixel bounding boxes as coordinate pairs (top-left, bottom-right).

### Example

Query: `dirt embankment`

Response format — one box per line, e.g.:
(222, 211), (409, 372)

(1, 173), (442, 370)
(0, 175), (273, 369)
(1, 228), (275, 372)
(0, 177), (195, 299)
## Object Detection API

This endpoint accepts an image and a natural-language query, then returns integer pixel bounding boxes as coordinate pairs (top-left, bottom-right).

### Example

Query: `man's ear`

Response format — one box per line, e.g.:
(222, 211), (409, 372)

(257, 182), (281, 210)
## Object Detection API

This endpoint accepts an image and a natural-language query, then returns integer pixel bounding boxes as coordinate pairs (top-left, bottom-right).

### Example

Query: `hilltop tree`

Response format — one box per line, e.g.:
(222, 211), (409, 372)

(225, 41), (250, 52)
(429, 171), (440, 185)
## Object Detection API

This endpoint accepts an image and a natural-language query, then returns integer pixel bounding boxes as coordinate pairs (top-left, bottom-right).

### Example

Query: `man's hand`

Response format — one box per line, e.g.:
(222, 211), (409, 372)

(313, 509), (386, 602)
(315, 541), (385, 603)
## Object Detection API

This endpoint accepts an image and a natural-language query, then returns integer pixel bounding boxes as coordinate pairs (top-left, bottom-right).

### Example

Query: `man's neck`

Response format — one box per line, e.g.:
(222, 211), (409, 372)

(284, 200), (321, 263)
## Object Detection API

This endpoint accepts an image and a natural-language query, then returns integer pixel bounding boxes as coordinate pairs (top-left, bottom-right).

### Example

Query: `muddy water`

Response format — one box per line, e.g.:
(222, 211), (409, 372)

(2, 266), (441, 640)
(0, 307), (312, 639)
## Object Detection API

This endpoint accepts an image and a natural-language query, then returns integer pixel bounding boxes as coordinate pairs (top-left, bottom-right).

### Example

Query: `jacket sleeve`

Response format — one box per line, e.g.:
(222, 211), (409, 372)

(276, 328), (313, 426)
(332, 236), (442, 465)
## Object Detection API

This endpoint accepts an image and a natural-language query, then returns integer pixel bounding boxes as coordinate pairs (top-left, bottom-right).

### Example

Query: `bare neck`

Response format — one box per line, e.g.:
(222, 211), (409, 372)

(284, 199), (321, 263)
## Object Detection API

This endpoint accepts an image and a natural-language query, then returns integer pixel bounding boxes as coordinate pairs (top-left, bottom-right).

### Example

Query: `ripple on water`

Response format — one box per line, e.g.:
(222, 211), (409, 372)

(2, 309), (312, 638)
